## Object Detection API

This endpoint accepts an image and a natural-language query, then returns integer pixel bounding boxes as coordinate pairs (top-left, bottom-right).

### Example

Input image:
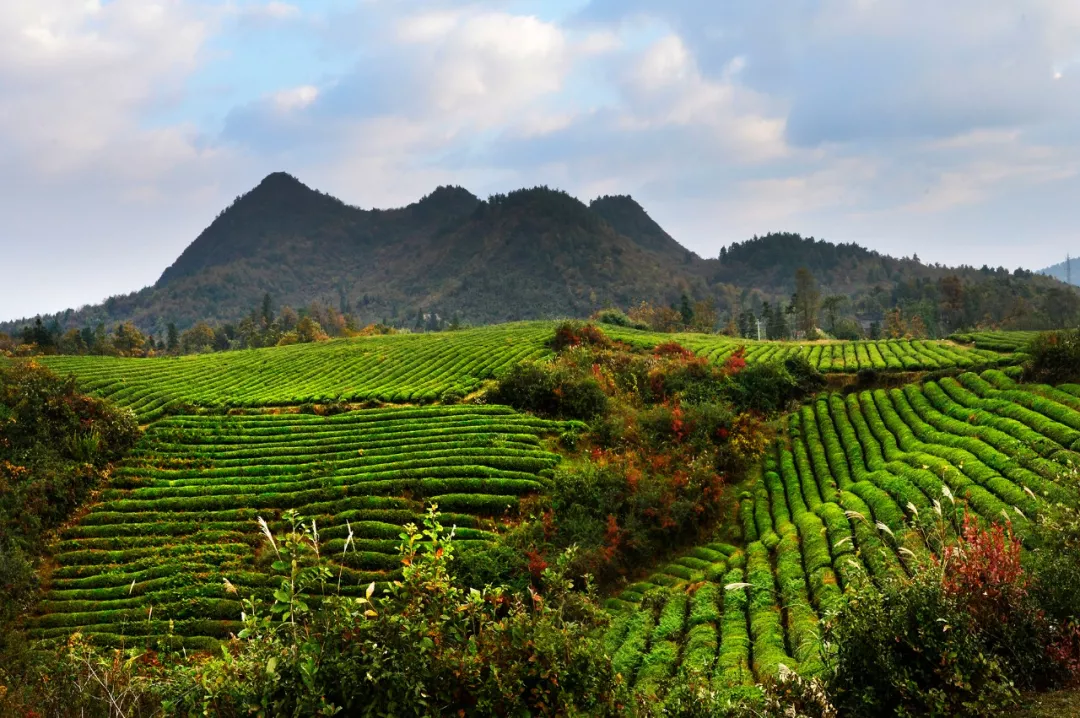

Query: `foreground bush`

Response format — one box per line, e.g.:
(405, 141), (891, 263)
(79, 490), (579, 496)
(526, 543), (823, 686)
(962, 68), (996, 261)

(827, 510), (1080, 718)
(0, 507), (627, 717)
(1025, 330), (1080, 384)
(162, 509), (623, 716)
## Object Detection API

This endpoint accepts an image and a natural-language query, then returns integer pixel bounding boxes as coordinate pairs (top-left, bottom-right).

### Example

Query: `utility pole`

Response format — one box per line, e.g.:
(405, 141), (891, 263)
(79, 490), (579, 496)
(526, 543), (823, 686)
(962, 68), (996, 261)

(756, 318), (765, 341)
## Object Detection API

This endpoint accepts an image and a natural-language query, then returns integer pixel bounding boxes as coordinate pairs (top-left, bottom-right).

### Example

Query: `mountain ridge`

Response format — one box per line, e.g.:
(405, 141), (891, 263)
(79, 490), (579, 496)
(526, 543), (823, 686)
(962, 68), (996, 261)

(2, 172), (1077, 338)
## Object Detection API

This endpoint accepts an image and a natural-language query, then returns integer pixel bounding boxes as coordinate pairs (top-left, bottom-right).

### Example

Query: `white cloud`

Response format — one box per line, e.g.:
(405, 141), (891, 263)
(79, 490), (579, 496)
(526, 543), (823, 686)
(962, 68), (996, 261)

(6, 0), (1080, 322)
(618, 35), (788, 162)
(256, 2), (300, 20)
(397, 10), (459, 43)
(0, 0), (215, 177)
(273, 85), (319, 111)
(425, 13), (569, 121)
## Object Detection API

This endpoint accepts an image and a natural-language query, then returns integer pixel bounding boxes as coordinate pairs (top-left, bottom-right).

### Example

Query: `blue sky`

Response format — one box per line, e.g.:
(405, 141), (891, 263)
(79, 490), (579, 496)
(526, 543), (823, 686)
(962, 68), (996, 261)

(2, 0), (1079, 322)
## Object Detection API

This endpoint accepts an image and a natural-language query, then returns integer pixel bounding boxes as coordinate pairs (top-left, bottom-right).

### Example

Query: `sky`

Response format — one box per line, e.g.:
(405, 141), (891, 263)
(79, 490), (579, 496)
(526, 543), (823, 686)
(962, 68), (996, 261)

(2, 0), (1079, 322)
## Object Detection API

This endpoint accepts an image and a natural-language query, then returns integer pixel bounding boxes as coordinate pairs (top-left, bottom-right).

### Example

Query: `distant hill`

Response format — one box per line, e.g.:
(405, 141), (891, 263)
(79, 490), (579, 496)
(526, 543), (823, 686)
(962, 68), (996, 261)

(1039, 256), (1080, 286)
(2, 173), (1077, 338)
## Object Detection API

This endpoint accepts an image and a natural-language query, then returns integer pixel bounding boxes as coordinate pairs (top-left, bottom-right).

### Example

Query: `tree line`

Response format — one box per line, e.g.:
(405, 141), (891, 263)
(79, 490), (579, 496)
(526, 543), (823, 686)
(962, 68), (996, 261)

(0, 295), (470, 358)
(605, 266), (1080, 340)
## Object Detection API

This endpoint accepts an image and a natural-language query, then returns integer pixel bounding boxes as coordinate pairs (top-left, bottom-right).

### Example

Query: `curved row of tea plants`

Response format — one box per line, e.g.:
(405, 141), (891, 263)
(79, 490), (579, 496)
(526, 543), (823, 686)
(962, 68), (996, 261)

(27, 405), (565, 649)
(26, 322), (1025, 423)
(602, 326), (1012, 374)
(950, 330), (1040, 353)
(37, 323), (557, 421)
(604, 370), (1080, 702)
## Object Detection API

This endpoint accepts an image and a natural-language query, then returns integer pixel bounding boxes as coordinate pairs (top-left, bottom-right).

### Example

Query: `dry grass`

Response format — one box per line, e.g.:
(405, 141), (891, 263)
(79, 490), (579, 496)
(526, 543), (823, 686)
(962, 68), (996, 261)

(1009, 689), (1080, 717)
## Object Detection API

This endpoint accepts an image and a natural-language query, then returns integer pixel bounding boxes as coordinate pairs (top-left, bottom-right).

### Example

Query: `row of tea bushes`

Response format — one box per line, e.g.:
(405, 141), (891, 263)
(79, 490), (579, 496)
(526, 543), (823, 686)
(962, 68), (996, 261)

(29, 405), (565, 648)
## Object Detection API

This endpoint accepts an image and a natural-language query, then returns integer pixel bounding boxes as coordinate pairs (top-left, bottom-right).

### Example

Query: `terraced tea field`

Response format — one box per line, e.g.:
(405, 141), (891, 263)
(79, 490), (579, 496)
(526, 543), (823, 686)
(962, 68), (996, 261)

(950, 330), (1040, 353)
(604, 370), (1080, 702)
(26, 322), (1022, 423)
(16, 320), (1053, 668)
(38, 323), (557, 421)
(28, 405), (565, 649)
(603, 326), (1014, 373)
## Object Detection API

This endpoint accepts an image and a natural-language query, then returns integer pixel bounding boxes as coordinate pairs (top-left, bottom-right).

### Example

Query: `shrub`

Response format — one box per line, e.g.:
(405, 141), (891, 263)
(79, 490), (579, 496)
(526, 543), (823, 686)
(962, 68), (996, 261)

(827, 574), (1019, 718)
(653, 341), (695, 359)
(490, 360), (608, 420)
(0, 363), (139, 626)
(592, 309), (648, 331)
(440, 388), (465, 405)
(828, 511), (1080, 717)
(1027, 493), (1080, 682)
(557, 373), (609, 421)
(724, 357), (825, 414)
(552, 321), (611, 352)
(1026, 330), (1080, 384)
(454, 543), (532, 593)
(940, 516), (1068, 691)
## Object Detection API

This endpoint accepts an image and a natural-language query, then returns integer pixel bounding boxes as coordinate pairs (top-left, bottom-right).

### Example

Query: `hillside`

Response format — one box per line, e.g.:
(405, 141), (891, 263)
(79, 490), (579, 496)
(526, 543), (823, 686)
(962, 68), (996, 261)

(605, 368), (1080, 696)
(11, 323), (1080, 714)
(1, 173), (1076, 339)
(1040, 255), (1080, 286)
(0, 176), (712, 336)
(27, 321), (1019, 422)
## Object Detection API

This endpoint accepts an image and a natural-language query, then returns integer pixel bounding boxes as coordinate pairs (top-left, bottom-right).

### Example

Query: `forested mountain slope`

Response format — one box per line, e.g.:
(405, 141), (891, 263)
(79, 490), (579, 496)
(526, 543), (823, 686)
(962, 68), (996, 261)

(2, 173), (1076, 339)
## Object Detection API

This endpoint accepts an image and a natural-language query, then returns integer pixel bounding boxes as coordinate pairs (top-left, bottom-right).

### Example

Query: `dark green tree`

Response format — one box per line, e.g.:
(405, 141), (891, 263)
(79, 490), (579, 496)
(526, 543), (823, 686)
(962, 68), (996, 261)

(793, 267), (821, 337)
(737, 310), (756, 339)
(262, 293), (274, 326)
(821, 295), (847, 334)
(166, 323), (179, 352)
(679, 293), (694, 326)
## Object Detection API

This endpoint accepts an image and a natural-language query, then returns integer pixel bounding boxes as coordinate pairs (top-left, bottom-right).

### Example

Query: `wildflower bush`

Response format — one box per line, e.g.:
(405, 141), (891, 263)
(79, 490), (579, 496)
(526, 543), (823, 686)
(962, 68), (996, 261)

(827, 506), (1080, 718)
(490, 325), (797, 583)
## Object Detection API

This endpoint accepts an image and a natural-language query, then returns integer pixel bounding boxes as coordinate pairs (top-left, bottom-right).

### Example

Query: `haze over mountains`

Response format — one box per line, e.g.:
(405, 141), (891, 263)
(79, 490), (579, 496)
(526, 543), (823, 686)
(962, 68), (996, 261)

(1, 173), (1074, 337)
(1040, 256), (1080, 287)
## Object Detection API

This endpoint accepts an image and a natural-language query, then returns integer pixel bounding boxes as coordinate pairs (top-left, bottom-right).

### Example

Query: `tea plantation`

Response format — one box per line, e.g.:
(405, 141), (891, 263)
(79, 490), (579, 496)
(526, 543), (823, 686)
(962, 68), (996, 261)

(19, 325), (1060, 695)
(604, 369), (1080, 703)
(950, 330), (1041, 353)
(38, 322), (558, 421)
(27, 405), (565, 649)
(33, 323), (1025, 423)
(603, 326), (1016, 372)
